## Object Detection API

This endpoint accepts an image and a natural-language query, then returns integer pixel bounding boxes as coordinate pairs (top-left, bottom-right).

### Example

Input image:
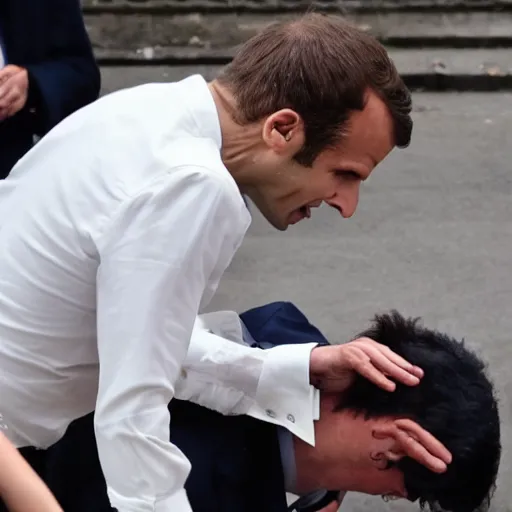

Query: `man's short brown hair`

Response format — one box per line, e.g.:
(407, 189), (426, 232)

(218, 13), (412, 166)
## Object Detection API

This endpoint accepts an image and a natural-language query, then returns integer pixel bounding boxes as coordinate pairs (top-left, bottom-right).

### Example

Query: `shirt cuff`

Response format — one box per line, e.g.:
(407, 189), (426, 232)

(108, 487), (192, 512)
(246, 342), (319, 446)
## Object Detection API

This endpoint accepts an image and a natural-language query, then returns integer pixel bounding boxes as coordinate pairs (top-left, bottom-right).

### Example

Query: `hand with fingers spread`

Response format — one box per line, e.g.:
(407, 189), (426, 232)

(0, 65), (29, 121)
(373, 418), (453, 474)
(309, 337), (424, 393)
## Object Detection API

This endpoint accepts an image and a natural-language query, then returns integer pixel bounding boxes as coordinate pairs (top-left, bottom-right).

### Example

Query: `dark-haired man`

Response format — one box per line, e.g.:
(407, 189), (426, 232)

(0, 13), (415, 511)
(43, 303), (501, 512)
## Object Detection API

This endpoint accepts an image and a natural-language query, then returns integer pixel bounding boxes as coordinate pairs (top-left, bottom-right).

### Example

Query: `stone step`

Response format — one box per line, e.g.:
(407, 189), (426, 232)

(99, 48), (512, 92)
(84, 10), (512, 55)
(83, 0), (512, 14)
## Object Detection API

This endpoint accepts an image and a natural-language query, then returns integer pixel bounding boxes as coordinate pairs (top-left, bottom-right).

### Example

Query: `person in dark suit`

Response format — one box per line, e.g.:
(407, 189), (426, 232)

(0, 0), (100, 179)
(41, 302), (501, 512)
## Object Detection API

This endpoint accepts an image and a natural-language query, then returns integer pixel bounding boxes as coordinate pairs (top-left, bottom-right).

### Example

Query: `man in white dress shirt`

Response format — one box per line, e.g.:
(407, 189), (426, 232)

(0, 13), (417, 512)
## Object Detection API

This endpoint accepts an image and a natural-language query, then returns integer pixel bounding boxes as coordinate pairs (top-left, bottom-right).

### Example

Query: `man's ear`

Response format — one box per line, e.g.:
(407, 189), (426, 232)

(262, 109), (305, 154)
(372, 419), (452, 474)
(369, 421), (405, 469)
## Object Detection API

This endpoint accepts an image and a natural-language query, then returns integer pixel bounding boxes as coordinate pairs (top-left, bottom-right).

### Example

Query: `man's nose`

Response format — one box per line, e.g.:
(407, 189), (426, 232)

(326, 187), (360, 218)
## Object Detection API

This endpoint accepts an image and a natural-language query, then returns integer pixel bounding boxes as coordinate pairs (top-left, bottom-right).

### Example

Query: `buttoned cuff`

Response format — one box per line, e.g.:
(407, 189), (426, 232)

(247, 342), (319, 446)
(108, 488), (192, 512)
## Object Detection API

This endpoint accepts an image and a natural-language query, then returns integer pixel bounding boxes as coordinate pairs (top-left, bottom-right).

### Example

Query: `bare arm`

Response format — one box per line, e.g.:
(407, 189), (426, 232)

(0, 432), (62, 512)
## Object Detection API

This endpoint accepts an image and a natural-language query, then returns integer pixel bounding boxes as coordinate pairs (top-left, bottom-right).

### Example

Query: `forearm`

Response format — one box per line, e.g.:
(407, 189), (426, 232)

(94, 408), (193, 512)
(0, 433), (62, 512)
(95, 259), (197, 511)
(176, 322), (319, 445)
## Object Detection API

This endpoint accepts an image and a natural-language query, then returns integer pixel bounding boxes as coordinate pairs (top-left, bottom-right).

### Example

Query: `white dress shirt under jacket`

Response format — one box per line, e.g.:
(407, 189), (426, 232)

(0, 75), (319, 512)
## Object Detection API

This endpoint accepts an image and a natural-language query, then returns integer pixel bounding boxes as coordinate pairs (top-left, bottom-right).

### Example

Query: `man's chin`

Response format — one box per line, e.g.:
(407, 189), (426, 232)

(269, 219), (289, 232)
(250, 201), (290, 231)
(258, 210), (289, 231)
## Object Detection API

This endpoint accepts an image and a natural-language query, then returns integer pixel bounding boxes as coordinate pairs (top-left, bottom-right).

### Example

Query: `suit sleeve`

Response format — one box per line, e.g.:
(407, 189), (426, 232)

(24, 0), (100, 135)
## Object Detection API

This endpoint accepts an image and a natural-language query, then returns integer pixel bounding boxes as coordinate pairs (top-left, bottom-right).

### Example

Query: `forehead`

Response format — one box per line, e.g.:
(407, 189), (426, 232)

(322, 91), (395, 172)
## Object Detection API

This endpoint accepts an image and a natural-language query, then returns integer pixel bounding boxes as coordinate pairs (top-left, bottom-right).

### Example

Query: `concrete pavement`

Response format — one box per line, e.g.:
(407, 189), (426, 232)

(100, 67), (512, 511)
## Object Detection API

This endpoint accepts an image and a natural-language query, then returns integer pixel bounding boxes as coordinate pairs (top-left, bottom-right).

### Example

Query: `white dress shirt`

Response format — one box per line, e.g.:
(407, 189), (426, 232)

(0, 74), (319, 512)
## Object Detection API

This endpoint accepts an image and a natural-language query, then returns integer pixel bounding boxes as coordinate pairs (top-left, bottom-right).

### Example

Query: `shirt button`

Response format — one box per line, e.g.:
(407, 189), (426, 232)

(287, 414), (295, 423)
(266, 409), (276, 418)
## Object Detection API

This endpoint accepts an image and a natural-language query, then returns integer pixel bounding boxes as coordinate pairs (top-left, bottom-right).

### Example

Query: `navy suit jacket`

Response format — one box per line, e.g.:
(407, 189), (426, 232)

(44, 302), (330, 512)
(0, 0), (100, 178)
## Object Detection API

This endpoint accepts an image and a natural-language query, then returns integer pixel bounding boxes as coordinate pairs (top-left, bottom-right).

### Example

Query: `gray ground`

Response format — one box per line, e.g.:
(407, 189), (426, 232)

(102, 68), (512, 511)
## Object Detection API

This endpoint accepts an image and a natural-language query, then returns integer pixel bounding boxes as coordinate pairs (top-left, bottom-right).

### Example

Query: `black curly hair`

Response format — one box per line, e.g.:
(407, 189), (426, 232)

(338, 311), (501, 512)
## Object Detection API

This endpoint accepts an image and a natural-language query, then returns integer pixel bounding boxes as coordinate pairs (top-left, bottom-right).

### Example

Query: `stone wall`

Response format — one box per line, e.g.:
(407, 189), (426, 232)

(83, 0), (512, 93)
(83, 0), (512, 10)
(84, 8), (512, 64)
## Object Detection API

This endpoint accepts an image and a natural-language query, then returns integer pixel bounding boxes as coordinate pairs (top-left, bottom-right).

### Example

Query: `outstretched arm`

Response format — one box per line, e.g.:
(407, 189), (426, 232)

(176, 317), (320, 445)
(176, 315), (428, 447)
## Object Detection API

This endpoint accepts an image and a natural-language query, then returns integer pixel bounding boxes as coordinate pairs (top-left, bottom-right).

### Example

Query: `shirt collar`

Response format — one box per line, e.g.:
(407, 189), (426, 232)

(182, 74), (223, 150)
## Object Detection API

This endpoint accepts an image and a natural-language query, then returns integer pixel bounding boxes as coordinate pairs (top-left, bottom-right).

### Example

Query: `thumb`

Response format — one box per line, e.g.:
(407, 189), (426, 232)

(0, 65), (15, 77)
(0, 65), (22, 82)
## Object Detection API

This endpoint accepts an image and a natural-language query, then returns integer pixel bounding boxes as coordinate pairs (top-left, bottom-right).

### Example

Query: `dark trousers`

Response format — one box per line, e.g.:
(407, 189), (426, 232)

(44, 413), (114, 512)
(0, 415), (115, 512)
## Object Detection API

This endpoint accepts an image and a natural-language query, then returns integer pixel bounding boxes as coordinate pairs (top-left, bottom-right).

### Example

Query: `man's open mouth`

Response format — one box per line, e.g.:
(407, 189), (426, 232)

(299, 205), (311, 218)
(289, 202), (323, 225)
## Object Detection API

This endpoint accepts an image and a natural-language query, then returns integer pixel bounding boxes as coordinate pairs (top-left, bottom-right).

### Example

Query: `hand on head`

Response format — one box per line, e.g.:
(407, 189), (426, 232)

(309, 337), (424, 394)
(299, 311), (500, 512)
(309, 329), (453, 476)
(371, 418), (452, 474)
